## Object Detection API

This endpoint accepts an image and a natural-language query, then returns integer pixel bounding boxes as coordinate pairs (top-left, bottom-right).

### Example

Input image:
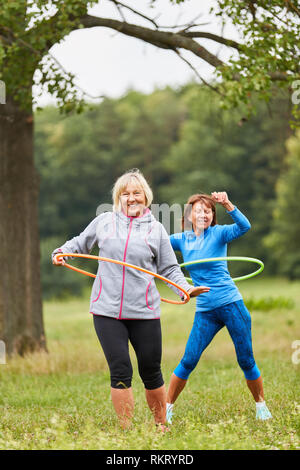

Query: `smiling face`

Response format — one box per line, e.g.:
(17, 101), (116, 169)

(190, 200), (214, 232)
(119, 181), (147, 217)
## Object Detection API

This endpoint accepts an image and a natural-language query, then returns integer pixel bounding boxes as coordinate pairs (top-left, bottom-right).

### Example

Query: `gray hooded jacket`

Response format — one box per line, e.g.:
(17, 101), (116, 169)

(52, 209), (191, 319)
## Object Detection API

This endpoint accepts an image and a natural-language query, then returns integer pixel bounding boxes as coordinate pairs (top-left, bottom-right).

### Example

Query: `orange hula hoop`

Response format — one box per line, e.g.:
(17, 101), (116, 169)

(54, 253), (190, 305)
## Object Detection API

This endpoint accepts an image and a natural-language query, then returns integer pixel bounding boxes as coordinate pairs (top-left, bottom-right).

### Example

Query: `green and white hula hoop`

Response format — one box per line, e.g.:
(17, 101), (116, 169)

(180, 256), (264, 284)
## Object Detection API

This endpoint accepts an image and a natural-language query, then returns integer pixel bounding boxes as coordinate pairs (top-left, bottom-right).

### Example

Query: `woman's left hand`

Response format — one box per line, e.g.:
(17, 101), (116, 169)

(211, 192), (234, 211)
(211, 191), (229, 206)
(183, 285), (210, 301)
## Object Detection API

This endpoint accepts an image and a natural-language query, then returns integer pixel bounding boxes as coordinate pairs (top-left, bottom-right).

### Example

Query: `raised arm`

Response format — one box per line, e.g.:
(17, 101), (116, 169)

(211, 192), (251, 244)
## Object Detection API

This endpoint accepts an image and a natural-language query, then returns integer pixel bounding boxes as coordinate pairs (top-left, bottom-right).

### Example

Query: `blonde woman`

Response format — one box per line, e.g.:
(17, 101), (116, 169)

(52, 169), (209, 430)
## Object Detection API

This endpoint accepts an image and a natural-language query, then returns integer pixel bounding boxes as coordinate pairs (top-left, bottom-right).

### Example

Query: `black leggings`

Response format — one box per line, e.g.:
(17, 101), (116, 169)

(93, 315), (164, 390)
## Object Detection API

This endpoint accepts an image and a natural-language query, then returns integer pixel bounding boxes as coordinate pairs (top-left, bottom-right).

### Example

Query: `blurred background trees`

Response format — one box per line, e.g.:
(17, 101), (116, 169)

(2, 0), (299, 355)
(35, 83), (296, 298)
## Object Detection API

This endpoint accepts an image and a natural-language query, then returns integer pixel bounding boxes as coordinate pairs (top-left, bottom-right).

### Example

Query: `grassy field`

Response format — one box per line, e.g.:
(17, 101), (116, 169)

(0, 276), (299, 450)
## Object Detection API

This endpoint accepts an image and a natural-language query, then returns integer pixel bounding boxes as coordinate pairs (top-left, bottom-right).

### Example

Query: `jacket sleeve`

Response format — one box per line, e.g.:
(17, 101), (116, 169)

(219, 206), (251, 244)
(51, 215), (101, 262)
(156, 224), (191, 297)
(169, 233), (183, 251)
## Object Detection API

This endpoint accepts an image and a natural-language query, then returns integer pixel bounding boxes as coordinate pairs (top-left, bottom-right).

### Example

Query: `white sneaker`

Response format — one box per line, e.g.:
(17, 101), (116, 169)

(166, 403), (174, 425)
(256, 402), (272, 420)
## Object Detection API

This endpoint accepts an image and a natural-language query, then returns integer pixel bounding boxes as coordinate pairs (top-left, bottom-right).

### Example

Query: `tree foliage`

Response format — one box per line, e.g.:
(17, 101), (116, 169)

(1, 1), (299, 122)
(153, 0), (300, 125)
(0, 1), (97, 111)
(213, 1), (300, 125)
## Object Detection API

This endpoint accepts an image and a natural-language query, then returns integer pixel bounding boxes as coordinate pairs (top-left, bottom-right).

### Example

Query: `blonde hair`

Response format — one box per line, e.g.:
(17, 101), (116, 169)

(112, 168), (153, 211)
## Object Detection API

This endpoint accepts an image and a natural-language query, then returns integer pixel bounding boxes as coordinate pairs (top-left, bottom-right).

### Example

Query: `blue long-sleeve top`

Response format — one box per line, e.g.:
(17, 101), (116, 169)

(170, 206), (251, 311)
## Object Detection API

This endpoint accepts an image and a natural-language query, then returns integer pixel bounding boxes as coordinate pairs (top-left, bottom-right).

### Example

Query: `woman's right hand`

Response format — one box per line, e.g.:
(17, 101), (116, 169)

(183, 285), (210, 301)
(52, 253), (65, 266)
(188, 286), (210, 297)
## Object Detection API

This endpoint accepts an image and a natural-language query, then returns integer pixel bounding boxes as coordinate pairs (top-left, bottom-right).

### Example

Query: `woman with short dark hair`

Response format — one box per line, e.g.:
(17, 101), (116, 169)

(166, 191), (272, 424)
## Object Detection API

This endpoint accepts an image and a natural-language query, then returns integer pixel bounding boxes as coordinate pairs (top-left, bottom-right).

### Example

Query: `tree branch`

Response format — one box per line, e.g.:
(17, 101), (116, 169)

(79, 15), (225, 69)
(179, 31), (242, 51)
(245, 0), (257, 20)
(174, 49), (224, 96)
(286, 0), (300, 18)
(269, 71), (290, 81)
(112, 1), (127, 23)
(24, 10), (294, 90)
(109, 1), (159, 28)
(0, 24), (40, 57)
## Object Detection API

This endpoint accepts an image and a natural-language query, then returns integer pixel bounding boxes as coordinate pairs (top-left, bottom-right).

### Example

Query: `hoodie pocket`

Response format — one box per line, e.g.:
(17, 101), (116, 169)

(145, 280), (155, 311)
(92, 275), (102, 304)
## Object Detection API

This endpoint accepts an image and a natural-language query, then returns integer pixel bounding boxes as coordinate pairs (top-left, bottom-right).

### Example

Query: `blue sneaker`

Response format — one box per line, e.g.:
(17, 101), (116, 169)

(256, 402), (272, 420)
(166, 403), (174, 425)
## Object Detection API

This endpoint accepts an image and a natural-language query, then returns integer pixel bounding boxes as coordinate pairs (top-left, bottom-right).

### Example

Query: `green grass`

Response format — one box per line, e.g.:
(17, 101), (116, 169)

(0, 276), (299, 450)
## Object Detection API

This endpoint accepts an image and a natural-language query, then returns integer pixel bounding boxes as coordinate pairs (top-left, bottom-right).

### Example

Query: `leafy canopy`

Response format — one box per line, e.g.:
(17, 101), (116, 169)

(0, 1), (299, 123)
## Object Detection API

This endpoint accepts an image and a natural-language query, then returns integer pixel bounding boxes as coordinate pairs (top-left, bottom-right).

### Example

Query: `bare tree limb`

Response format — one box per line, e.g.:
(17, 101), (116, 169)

(112, 1), (127, 23)
(245, 0), (257, 20)
(158, 22), (211, 30)
(286, 0), (300, 18)
(269, 71), (290, 81)
(23, 10), (294, 89)
(109, 1), (159, 28)
(174, 49), (224, 96)
(174, 12), (205, 32)
(78, 15), (225, 69)
(179, 31), (242, 51)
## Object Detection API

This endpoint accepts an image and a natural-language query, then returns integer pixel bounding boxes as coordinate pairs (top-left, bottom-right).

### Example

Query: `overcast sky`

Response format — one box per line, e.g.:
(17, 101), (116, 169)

(33, 0), (240, 107)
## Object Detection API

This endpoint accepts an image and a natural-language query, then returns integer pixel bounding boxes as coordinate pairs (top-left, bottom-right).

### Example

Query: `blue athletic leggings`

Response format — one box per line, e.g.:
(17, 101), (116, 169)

(174, 300), (261, 381)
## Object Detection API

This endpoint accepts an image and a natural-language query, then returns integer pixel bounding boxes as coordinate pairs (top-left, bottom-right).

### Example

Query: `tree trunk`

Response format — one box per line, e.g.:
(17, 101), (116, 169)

(0, 93), (47, 356)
